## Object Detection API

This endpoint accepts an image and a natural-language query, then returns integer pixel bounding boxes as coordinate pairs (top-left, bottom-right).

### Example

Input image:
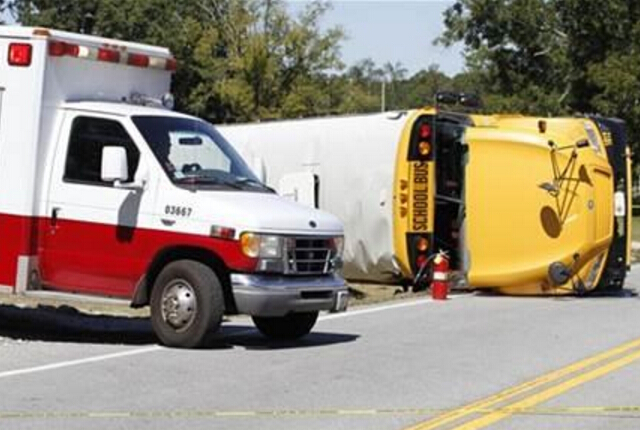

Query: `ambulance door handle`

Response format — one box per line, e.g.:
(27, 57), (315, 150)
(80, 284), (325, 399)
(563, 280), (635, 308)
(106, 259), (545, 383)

(50, 207), (61, 228)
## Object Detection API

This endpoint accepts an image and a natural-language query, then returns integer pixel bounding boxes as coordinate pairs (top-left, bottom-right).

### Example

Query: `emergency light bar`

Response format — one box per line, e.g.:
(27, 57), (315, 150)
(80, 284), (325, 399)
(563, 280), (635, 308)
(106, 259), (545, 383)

(128, 92), (175, 110)
(47, 40), (176, 72)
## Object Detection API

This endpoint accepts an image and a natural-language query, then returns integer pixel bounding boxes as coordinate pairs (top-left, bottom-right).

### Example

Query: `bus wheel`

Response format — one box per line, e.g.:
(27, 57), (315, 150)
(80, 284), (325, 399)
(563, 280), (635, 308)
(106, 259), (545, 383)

(252, 312), (318, 340)
(151, 260), (224, 348)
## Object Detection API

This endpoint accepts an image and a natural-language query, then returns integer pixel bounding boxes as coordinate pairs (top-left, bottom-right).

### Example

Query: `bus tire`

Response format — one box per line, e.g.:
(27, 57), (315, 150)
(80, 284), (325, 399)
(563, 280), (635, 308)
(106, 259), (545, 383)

(150, 260), (224, 348)
(252, 312), (318, 340)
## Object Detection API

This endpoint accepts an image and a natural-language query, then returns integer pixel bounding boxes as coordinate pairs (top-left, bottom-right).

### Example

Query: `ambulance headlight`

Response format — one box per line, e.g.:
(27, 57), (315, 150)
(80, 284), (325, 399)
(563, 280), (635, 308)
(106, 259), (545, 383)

(259, 235), (283, 258)
(240, 233), (283, 259)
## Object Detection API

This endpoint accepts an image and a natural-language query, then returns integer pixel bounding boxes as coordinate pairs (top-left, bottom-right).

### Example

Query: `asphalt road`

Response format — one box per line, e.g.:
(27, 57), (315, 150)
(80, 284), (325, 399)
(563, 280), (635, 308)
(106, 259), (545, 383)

(1, 270), (640, 430)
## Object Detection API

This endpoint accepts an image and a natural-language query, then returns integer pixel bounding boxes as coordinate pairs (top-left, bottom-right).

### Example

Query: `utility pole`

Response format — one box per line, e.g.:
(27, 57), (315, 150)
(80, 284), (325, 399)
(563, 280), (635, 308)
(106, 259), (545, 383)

(381, 80), (386, 112)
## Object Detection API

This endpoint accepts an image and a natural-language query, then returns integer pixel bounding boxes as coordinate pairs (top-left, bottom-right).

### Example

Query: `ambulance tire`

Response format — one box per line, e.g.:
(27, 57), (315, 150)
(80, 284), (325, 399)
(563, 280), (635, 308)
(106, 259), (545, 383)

(151, 260), (224, 348)
(252, 311), (318, 340)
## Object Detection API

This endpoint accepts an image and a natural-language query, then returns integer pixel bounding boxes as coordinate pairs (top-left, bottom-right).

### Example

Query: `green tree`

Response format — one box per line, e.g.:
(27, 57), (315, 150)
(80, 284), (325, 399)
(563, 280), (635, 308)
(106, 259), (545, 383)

(382, 61), (407, 110)
(0, 0), (9, 24)
(10, 0), (100, 33)
(438, 0), (640, 157)
(437, 0), (569, 114)
(10, 0), (202, 113)
(8, 0), (344, 122)
(393, 65), (451, 110)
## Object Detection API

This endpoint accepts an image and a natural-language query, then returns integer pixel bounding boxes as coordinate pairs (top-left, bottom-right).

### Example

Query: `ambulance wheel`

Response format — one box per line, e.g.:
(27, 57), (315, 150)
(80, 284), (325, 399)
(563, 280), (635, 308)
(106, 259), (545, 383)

(252, 312), (318, 340)
(150, 260), (224, 348)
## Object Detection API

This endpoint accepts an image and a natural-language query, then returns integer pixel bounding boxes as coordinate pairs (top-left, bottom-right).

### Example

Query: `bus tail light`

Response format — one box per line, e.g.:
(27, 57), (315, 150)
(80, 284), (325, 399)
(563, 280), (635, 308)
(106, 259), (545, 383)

(419, 123), (432, 140)
(408, 115), (435, 161)
(417, 237), (429, 252)
(407, 233), (434, 277)
(8, 43), (32, 67)
(418, 141), (431, 156)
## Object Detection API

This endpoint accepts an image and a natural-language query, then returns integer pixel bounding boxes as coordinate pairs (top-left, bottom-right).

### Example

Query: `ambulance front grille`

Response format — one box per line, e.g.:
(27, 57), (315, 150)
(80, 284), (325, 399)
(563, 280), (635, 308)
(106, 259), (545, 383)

(285, 237), (334, 275)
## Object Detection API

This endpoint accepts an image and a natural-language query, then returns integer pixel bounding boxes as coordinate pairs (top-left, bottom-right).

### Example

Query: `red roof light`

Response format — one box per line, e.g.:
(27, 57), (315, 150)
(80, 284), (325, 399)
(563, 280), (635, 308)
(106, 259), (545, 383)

(127, 53), (149, 68)
(47, 40), (174, 71)
(97, 48), (120, 63)
(49, 41), (79, 57)
(165, 58), (177, 72)
(48, 41), (65, 57)
(8, 43), (32, 67)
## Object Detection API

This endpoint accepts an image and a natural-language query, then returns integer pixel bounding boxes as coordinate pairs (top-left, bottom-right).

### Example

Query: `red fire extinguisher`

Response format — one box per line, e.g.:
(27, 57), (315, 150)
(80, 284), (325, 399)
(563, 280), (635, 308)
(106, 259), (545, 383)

(431, 250), (449, 300)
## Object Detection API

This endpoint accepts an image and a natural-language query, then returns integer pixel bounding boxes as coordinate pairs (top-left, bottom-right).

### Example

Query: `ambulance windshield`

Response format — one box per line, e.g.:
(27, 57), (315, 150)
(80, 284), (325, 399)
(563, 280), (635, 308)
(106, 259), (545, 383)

(132, 116), (270, 192)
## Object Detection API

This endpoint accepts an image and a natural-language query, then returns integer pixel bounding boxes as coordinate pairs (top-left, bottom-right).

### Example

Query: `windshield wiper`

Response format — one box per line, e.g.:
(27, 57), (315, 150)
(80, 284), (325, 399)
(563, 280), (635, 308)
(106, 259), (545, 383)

(175, 175), (243, 190)
(233, 177), (276, 192)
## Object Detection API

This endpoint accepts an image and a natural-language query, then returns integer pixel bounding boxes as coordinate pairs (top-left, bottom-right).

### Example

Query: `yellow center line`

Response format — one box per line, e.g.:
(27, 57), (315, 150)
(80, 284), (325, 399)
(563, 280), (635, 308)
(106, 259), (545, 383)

(473, 405), (640, 417)
(405, 337), (640, 430)
(451, 347), (640, 430)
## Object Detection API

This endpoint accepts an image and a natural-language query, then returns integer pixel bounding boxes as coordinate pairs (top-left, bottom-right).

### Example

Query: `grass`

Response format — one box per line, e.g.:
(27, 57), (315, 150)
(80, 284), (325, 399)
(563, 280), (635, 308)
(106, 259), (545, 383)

(348, 283), (425, 306)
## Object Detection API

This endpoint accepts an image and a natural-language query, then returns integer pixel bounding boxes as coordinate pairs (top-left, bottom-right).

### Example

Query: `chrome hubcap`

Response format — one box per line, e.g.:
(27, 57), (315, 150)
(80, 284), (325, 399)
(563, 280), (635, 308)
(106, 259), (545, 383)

(161, 279), (197, 332)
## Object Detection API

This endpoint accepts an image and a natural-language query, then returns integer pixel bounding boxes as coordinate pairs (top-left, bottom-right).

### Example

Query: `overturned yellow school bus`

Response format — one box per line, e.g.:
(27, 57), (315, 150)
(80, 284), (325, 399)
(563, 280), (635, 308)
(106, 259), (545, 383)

(219, 106), (632, 295)
(396, 110), (631, 295)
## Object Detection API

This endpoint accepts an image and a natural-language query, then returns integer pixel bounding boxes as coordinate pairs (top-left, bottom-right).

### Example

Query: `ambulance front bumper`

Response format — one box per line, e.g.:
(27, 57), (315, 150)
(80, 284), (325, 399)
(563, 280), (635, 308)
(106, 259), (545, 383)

(231, 273), (349, 317)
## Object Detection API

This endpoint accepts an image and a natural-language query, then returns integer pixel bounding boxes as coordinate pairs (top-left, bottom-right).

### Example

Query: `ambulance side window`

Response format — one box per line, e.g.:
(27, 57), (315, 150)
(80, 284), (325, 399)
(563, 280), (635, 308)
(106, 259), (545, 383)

(64, 116), (140, 185)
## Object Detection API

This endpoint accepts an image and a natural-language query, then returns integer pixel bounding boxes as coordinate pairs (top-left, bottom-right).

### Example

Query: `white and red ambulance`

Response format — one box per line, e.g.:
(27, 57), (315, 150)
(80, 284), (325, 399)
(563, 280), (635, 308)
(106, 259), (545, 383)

(0, 27), (348, 347)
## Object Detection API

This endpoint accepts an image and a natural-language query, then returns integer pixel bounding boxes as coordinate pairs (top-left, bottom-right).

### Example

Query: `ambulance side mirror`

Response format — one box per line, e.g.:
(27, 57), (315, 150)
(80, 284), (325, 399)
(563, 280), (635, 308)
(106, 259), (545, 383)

(101, 147), (129, 183)
(101, 146), (144, 191)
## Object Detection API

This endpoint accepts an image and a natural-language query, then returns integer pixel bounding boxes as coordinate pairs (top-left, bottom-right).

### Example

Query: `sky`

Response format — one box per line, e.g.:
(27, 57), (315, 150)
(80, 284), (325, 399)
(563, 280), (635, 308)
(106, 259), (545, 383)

(286, 0), (465, 77)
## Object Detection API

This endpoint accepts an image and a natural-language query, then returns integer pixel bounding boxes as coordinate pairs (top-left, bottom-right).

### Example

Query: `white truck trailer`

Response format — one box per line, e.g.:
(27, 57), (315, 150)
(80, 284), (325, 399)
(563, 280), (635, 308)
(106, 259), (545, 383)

(0, 27), (348, 347)
(218, 112), (408, 283)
